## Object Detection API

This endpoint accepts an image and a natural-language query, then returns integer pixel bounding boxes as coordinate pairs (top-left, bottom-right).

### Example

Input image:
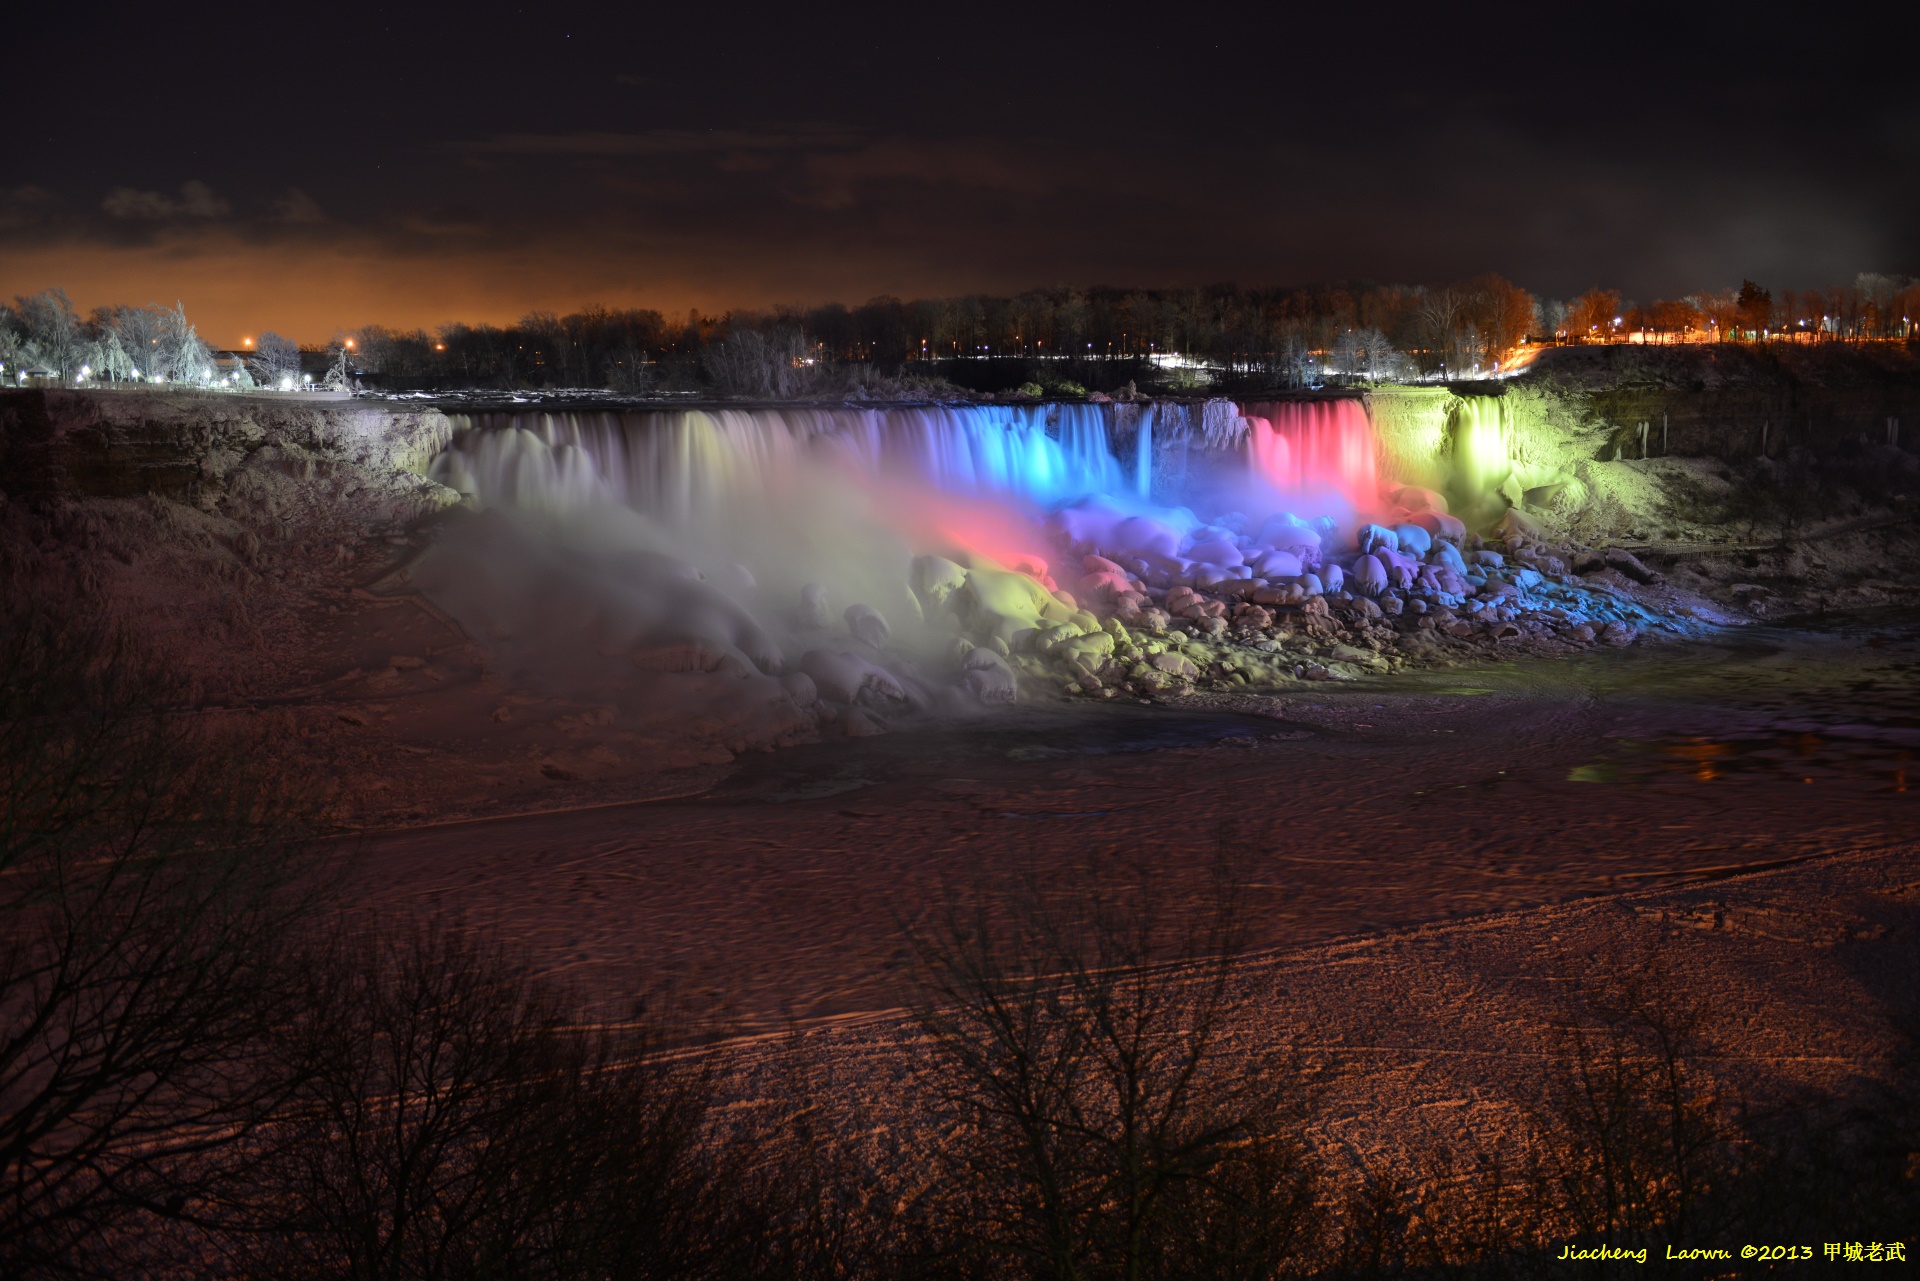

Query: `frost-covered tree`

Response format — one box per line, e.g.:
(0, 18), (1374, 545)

(322, 338), (354, 389)
(11, 289), (87, 380)
(1330, 327), (1414, 383)
(100, 305), (178, 381)
(252, 331), (303, 388)
(1276, 330), (1314, 388)
(90, 329), (139, 383)
(161, 303), (213, 384)
(90, 302), (212, 384)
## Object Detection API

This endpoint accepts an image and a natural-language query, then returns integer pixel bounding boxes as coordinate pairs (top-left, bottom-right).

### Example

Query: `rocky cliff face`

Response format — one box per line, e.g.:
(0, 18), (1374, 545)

(1509, 342), (1920, 461)
(0, 389), (465, 710)
(0, 389), (460, 520)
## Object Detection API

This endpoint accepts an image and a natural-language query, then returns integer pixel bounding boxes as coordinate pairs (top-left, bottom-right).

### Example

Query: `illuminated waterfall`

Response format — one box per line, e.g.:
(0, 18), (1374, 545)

(434, 403), (1187, 519)
(1240, 400), (1381, 515)
(427, 399), (1407, 586)
(1134, 412), (1154, 500)
(1451, 395), (1515, 497)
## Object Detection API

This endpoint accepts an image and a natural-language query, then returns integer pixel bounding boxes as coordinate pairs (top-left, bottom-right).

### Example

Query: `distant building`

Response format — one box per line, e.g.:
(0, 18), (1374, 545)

(18, 365), (58, 387)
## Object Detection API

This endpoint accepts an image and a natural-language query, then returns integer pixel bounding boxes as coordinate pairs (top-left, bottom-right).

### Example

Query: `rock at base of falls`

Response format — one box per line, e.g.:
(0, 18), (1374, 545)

(960, 647), (1017, 703)
(1357, 523), (1399, 555)
(799, 649), (907, 706)
(799, 582), (832, 629)
(1602, 549), (1662, 584)
(844, 602), (891, 648)
(1391, 523), (1433, 557)
(780, 671), (819, 707)
(911, 555), (970, 613)
(1410, 511), (1468, 543)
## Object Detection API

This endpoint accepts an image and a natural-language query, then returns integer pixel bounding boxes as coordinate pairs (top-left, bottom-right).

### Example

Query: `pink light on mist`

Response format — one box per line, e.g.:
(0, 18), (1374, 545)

(864, 482), (1059, 589)
(1244, 401), (1381, 518)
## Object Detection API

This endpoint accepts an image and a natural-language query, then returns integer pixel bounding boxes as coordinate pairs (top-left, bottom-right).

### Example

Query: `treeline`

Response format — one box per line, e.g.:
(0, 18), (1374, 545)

(3, 564), (1915, 1278)
(354, 276), (1541, 391)
(1555, 274), (1920, 343)
(5, 271), (1917, 398)
(341, 271), (1920, 393)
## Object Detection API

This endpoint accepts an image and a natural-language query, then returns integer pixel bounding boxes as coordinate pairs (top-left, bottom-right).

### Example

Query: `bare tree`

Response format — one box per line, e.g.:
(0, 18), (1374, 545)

(246, 918), (775, 1280)
(0, 568), (323, 1278)
(1331, 328), (1413, 383)
(605, 339), (657, 393)
(1417, 288), (1467, 372)
(899, 858), (1324, 1279)
(251, 331), (303, 388)
(1567, 288), (1624, 342)
(703, 328), (809, 398)
(1522, 944), (1739, 1258)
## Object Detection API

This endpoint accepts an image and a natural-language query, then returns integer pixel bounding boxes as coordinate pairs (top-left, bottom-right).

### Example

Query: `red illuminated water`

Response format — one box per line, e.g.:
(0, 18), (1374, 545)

(1240, 400), (1381, 518)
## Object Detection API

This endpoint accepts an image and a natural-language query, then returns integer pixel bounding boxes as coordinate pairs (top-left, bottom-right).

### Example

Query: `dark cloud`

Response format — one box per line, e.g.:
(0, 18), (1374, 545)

(0, 1), (1912, 343)
(459, 127), (858, 158)
(268, 188), (326, 224)
(101, 180), (229, 220)
(0, 185), (57, 231)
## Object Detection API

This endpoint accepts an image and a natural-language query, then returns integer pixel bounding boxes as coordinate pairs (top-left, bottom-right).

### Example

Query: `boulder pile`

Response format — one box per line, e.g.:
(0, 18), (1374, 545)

(892, 489), (1677, 703)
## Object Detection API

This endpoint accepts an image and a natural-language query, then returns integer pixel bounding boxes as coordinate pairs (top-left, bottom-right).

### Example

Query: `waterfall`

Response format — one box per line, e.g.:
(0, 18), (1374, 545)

(1449, 395), (1515, 498)
(1444, 393), (1588, 522)
(435, 403), (1195, 518)
(428, 398), (1407, 570)
(413, 397), (1416, 704)
(1134, 412), (1153, 500)
(1239, 400), (1380, 515)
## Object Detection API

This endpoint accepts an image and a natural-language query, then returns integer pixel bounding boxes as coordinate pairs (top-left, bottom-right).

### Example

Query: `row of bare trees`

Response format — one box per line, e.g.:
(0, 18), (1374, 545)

(4, 555), (1916, 1276)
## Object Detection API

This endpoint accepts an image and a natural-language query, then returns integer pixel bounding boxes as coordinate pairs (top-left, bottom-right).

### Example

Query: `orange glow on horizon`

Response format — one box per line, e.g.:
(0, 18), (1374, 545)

(0, 228), (997, 351)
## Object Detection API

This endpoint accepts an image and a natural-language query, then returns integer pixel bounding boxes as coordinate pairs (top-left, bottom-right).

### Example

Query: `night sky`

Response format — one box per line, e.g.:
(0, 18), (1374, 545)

(3, 2), (1913, 344)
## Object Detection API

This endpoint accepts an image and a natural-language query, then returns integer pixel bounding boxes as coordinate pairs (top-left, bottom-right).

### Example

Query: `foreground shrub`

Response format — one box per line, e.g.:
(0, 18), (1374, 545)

(0, 567), (322, 1279)
(898, 863), (1324, 1279)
